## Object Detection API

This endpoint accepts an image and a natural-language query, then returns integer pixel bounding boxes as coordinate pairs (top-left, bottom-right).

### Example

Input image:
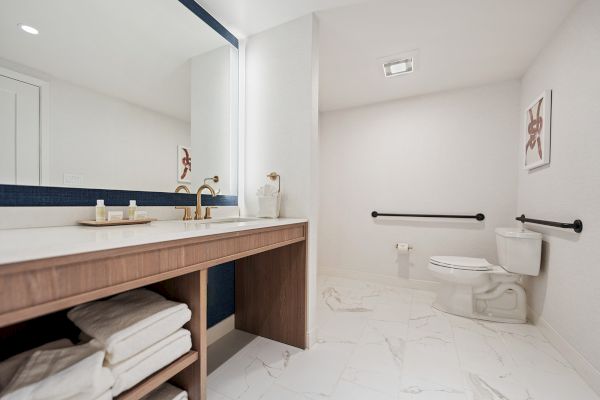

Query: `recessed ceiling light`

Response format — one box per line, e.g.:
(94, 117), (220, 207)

(18, 24), (39, 35)
(383, 58), (413, 78)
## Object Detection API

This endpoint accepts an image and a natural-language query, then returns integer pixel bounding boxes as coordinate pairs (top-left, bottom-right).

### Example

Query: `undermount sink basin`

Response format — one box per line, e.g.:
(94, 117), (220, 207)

(202, 217), (260, 224)
(180, 217), (261, 224)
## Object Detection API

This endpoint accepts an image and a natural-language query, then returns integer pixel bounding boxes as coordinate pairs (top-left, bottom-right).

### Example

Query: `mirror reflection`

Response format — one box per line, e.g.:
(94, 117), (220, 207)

(0, 0), (238, 195)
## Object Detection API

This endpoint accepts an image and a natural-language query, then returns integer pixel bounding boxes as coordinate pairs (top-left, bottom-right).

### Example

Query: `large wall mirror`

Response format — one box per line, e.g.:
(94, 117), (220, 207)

(0, 0), (239, 199)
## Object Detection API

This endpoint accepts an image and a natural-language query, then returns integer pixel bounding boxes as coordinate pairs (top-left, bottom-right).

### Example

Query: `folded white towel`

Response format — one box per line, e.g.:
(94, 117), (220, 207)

(0, 341), (105, 400)
(90, 391), (111, 400)
(110, 329), (191, 396)
(63, 367), (114, 400)
(0, 340), (73, 392)
(141, 383), (187, 400)
(68, 289), (191, 364)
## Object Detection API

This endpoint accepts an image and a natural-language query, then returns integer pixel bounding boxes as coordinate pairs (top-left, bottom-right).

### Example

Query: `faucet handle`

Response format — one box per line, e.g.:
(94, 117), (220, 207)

(204, 206), (218, 219)
(175, 206), (192, 220)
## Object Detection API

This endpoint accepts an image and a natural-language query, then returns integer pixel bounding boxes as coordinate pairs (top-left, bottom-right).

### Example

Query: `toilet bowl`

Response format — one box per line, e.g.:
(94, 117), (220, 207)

(428, 228), (542, 323)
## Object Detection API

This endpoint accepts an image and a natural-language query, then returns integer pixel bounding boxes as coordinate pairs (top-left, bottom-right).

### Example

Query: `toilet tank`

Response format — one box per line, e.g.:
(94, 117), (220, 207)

(495, 228), (542, 276)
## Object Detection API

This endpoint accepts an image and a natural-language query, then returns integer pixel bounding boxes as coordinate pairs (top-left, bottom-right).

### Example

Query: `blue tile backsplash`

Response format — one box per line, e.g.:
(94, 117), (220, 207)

(0, 184), (237, 207)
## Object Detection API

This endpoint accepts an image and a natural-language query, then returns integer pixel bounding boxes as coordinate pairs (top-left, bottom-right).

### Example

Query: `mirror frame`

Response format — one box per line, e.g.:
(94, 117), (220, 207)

(0, 0), (239, 207)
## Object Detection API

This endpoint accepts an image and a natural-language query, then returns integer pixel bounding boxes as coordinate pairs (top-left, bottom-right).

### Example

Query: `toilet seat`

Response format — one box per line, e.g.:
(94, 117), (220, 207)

(430, 256), (492, 271)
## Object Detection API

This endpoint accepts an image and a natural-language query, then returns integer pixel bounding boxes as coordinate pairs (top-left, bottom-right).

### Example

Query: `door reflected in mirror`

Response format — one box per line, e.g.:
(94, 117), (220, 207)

(0, 0), (238, 195)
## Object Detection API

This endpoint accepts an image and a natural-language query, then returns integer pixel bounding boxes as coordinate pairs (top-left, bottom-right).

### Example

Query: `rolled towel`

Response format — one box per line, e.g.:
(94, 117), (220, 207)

(0, 341), (105, 400)
(0, 340), (73, 392)
(110, 329), (191, 396)
(68, 289), (191, 364)
(141, 383), (187, 400)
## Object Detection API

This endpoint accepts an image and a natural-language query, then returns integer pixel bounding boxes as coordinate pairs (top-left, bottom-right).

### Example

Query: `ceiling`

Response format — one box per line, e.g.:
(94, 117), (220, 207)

(317, 0), (581, 111)
(1, 0), (581, 116)
(198, 0), (580, 112)
(0, 0), (229, 121)
(196, 0), (370, 38)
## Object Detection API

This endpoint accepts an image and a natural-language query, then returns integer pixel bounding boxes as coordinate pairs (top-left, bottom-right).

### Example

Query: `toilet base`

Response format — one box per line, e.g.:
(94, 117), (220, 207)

(432, 280), (527, 323)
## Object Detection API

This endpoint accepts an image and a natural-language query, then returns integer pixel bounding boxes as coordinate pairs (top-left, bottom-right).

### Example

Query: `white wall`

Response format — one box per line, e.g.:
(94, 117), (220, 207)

(319, 81), (520, 281)
(244, 14), (320, 343)
(49, 79), (190, 192)
(519, 0), (600, 377)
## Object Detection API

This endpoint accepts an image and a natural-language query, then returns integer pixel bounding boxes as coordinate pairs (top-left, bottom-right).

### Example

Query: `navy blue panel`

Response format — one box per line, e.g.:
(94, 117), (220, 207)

(178, 0), (239, 48)
(207, 261), (235, 328)
(0, 184), (237, 207)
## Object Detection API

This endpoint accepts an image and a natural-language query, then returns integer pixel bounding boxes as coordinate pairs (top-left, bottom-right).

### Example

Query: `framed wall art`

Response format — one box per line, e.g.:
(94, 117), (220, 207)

(524, 90), (552, 170)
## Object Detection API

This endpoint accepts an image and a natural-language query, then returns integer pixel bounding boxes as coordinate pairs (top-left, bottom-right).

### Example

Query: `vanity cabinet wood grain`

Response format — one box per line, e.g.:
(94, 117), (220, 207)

(0, 222), (308, 400)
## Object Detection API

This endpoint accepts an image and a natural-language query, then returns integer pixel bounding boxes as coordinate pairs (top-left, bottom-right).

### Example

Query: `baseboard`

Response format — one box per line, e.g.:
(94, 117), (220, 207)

(207, 315), (235, 347)
(306, 327), (318, 349)
(529, 307), (600, 396)
(319, 267), (440, 292)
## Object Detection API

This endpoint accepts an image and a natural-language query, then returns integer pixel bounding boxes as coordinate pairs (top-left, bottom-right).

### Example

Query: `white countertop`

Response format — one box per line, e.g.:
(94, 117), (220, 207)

(0, 218), (307, 266)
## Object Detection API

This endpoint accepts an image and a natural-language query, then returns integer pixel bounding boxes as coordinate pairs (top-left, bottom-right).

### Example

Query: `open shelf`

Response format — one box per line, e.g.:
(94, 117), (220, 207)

(116, 350), (198, 400)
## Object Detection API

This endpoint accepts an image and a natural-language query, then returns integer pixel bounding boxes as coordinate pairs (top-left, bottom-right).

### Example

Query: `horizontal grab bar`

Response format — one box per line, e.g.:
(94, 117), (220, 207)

(515, 214), (583, 233)
(371, 211), (485, 221)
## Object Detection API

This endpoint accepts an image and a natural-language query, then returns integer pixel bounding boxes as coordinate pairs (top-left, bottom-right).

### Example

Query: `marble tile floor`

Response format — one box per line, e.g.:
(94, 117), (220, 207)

(207, 275), (598, 400)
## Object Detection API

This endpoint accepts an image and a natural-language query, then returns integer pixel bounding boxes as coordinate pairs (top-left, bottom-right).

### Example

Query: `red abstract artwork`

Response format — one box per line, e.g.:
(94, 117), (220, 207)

(524, 90), (551, 170)
(526, 98), (544, 160)
(178, 146), (192, 182)
(180, 148), (192, 180)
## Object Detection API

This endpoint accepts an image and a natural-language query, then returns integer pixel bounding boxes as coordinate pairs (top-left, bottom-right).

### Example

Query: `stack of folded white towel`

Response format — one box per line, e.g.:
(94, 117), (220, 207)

(0, 289), (192, 399)
(0, 339), (113, 400)
(67, 289), (192, 397)
(141, 383), (188, 400)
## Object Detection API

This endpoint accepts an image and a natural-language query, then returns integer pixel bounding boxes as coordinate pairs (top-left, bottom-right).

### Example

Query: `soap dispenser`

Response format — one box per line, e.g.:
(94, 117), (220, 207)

(128, 200), (137, 220)
(95, 200), (106, 222)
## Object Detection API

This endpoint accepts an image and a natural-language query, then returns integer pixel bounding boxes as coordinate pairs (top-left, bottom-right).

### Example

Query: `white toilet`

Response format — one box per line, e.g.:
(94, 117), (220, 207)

(428, 227), (542, 323)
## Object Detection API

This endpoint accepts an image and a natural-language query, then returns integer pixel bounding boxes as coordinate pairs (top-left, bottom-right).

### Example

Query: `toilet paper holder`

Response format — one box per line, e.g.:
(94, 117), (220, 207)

(395, 243), (413, 251)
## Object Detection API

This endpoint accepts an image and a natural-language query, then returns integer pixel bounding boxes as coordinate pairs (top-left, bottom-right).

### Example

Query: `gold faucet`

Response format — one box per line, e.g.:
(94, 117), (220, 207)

(174, 185), (192, 221)
(195, 184), (217, 220)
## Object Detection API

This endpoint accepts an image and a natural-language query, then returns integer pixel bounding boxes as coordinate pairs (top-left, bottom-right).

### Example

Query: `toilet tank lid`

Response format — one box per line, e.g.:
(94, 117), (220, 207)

(495, 227), (542, 239)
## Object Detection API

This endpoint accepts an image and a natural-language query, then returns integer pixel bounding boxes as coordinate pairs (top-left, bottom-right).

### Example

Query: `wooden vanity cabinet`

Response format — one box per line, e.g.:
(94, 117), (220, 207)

(0, 222), (308, 400)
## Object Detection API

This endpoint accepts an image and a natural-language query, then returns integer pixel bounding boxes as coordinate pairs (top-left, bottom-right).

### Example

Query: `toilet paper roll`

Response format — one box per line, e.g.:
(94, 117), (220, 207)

(396, 243), (411, 254)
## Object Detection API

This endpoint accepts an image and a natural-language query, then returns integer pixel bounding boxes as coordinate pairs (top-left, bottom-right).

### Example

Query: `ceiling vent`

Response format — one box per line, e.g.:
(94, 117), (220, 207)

(380, 49), (418, 78)
(383, 58), (414, 77)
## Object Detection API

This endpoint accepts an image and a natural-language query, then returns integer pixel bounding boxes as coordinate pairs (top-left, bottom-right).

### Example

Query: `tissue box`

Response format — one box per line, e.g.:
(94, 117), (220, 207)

(257, 195), (280, 218)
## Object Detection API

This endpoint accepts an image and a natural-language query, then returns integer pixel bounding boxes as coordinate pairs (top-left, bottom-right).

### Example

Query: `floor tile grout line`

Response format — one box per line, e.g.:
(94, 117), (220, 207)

(449, 319), (476, 399)
(396, 291), (415, 398)
(326, 301), (370, 398)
